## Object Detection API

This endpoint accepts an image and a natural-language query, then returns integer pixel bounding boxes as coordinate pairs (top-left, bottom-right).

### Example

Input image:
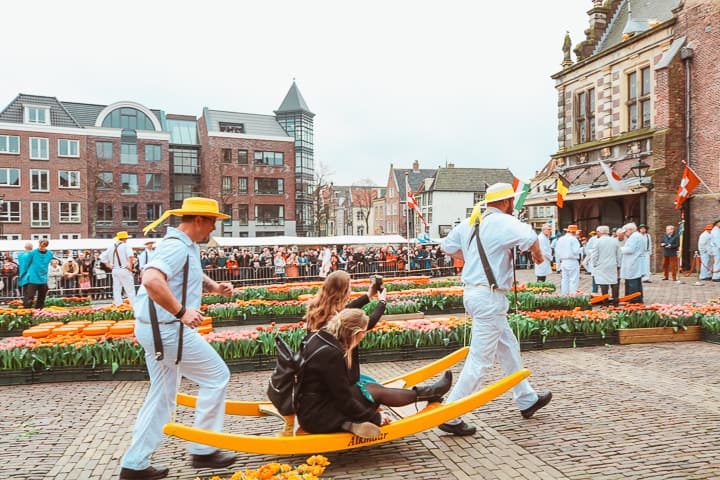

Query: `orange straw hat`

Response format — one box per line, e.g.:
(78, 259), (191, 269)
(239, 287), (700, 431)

(143, 197), (230, 234)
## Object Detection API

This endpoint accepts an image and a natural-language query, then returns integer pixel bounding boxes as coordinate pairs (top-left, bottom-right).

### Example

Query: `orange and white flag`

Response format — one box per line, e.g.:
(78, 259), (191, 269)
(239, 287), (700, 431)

(599, 161), (625, 192)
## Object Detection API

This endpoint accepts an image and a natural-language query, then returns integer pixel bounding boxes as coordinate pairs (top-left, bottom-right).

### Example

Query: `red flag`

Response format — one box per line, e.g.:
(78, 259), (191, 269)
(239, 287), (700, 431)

(405, 174), (428, 228)
(675, 166), (700, 209)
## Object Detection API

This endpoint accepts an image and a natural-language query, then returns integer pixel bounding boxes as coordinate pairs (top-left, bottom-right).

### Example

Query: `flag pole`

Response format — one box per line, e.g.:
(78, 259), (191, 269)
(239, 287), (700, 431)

(405, 172), (411, 272)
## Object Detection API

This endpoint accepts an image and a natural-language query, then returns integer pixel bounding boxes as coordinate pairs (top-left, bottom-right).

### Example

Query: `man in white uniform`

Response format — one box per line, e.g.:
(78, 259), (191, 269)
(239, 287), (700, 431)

(100, 231), (136, 306)
(437, 183), (551, 436)
(555, 225), (581, 295)
(137, 240), (156, 272)
(639, 224), (653, 282)
(698, 224), (713, 281)
(534, 224), (553, 282)
(620, 223), (645, 303)
(589, 226), (622, 306)
(711, 218), (720, 282)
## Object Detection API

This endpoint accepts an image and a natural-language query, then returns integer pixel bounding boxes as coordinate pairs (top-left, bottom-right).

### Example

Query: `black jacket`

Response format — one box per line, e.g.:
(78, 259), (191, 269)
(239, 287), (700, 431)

(296, 330), (381, 433)
(661, 233), (679, 256)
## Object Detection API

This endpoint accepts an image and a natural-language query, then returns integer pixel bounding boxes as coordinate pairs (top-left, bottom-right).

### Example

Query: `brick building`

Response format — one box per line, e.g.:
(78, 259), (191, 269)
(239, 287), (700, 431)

(384, 161), (436, 237)
(0, 82), (312, 240)
(525, 0), (719, 269)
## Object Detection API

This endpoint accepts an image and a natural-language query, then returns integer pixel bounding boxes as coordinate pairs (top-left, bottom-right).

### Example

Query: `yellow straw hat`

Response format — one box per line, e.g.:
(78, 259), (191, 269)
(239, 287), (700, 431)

(143, 197), (230, 234)
(468, 182), (515, 225)
(115, 231), (130, 240)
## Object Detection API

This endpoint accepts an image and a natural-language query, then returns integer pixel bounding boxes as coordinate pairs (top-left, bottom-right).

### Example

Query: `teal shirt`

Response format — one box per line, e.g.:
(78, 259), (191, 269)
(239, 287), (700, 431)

(17, 251), (31, 286)
(24, 249), (54, 284)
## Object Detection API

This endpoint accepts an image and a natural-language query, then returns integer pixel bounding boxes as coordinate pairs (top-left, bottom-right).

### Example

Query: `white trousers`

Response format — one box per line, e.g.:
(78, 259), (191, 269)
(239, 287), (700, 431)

(713, 250), (720, 280)
(112, 268), (136, 306)
(641, 254), (651, 280)
(445, 287), (538, 417)
(560, 260), (580, 295)
(121, 322), (230, 470)
(700, 252), (713, 279)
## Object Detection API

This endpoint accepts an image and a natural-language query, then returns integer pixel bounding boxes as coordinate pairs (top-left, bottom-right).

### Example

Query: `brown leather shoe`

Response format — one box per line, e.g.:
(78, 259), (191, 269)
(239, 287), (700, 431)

(119, 466), (169, 480)
(521, 391), (552, 419)
(191, 450), (237, 469)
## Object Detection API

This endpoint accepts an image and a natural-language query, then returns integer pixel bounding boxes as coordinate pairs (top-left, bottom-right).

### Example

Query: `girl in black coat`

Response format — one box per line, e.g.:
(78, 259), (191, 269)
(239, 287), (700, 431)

(298, 309), (452, 438)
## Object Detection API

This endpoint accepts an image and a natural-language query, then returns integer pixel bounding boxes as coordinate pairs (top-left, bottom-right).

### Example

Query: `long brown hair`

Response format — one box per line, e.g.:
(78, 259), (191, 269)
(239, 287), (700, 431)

(305, 270), (351, 331)
(323, 308), (368, 368)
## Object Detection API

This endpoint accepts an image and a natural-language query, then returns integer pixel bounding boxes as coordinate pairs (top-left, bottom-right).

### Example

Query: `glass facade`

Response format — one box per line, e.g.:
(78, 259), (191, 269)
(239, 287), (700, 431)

(102, 107), (156, 131)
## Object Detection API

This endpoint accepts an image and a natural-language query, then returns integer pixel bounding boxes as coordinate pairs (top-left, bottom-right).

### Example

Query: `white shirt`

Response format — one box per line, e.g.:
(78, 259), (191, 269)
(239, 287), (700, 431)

(100, 241), (132, 269)
(137, 248), (155, 269)
(534, 232), (552, 276)
(582, 235), (598, 272)
(441, 208), (537, 290)
(698, 231), (712, 254)
(621, 231), (645, 279)
(590, 235), (622, 284)
(555, 233), (581, 262)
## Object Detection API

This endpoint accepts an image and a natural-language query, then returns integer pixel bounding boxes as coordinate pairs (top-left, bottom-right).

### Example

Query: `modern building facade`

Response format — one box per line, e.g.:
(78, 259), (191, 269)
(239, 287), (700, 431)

(0, 82), (312, 240)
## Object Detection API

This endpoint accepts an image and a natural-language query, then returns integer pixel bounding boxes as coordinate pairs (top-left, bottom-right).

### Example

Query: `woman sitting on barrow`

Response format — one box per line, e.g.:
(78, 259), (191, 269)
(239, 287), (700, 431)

(297, 308), (451, 438)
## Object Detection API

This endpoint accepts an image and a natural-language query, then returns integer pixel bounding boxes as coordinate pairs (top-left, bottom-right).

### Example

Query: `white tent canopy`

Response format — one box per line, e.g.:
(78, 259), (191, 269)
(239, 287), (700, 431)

(0, 237), (162, 254)
(207, 234), (408, 248)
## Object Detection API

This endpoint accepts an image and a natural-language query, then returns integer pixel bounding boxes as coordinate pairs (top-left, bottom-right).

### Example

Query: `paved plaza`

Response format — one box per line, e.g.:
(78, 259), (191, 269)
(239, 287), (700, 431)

(1, 270), (719, 479)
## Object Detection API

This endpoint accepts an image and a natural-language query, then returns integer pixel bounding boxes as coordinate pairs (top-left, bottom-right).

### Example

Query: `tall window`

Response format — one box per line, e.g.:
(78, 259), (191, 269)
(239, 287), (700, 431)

(628, 66), (651, 130)
(576, 87), (596, 143)
(238, 149), (248, 165)
(97, 171), (113, 189)
(255, 205), (284, 225)
(30, 169), (50, 192)
(121, 173), (138, 194)
(0, 135), (20, 154)
(122, 203), (138, 226)
(31, 201), (50, 227)
(145, 144), (161, 162)
(30, 137), (49, 160)
(96, 141), (113, 160)
(25, 106), (49, 125)
(174, 184), (195, 201)
(96, 202), (113, 226)
(222, 149), (232, 163)
(254, 151), (284, 166)
(238, 205), (249, 225)
(145, 173), (162, 191)
(0, 168), (20, 187)
(121, 143), (138, 164)
(0, 201), (21, 222)
(223, 204), (233, 226)
(222, 176), (232, 194)
(58, 170), (80, 189)
(59, 202), (81, 223)
(146, 203), (163, 221)
(238, 177), (248, 194)
(58, 139), (80, 157)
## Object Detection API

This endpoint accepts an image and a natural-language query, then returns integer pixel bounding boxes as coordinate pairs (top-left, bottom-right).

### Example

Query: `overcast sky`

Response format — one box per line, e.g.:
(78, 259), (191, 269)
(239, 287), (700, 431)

(4, 0), (589, 186)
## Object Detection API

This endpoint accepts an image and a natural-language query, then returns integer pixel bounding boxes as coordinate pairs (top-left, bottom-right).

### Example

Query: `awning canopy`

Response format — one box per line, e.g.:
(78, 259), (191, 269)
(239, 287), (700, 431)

(524, 177), (649, 207)
(207, 234), (408, 248)
(0, 237), (162, 254)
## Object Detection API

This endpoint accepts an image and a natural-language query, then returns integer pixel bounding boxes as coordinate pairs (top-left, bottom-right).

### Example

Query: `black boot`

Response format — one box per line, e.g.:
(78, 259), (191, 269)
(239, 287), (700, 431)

(413, 370), (452, 402)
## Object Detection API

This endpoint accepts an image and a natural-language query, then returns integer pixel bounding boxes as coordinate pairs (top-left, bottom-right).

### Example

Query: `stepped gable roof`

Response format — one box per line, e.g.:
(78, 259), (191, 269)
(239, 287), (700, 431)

(430, 167), (514, 192)
(204, 108), (291, 138)
(392, 167), (436, 198)
(595, 0), (679, 54)
(275, 81), (314, 115)
(0, 94), (81, 127)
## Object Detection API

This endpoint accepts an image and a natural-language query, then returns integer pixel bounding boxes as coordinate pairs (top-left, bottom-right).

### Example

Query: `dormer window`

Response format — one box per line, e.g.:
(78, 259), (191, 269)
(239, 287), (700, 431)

(24, 106), (50, 125)
(219, 122), (245, 133)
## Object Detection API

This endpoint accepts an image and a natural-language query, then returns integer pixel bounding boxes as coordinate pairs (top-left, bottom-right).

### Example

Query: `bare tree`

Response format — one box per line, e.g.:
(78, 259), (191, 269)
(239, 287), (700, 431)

(351, 178), (377, 236)
(312, 162), (334, 236)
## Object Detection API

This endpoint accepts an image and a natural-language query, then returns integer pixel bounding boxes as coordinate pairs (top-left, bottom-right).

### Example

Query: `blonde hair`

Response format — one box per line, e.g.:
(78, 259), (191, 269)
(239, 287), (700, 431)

(323, 308), (368, 368)
(304, 270), (351, 331)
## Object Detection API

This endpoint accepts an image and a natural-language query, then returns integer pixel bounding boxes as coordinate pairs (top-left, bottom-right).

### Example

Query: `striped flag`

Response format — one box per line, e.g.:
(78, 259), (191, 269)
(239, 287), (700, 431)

(512, 177), (530, 211)
(599, 161), (625, 192)
(557, 174), (570, 208)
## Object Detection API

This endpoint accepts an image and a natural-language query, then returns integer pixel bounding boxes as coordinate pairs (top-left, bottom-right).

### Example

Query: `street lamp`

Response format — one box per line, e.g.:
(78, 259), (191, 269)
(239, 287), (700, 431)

(631, 158), (650, 182)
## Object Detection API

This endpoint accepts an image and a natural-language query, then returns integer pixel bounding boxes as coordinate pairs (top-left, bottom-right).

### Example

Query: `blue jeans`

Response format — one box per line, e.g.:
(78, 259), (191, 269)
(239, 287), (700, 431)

(624, 277), (643, 303)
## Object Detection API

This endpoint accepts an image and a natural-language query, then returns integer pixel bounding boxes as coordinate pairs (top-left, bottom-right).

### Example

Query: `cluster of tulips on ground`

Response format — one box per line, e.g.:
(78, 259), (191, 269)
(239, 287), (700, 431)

(194, 454), (330, 480)
(0, 279), (719, 372)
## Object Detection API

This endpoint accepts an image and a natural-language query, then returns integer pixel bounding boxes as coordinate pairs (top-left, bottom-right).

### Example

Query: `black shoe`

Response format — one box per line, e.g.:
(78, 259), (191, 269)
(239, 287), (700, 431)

(521, 391), (552, 419)
(191, 451), (237, 469)
(438, 420), (476, 436)
(413, 370), (452, 402)
(119, 466), (169, 480)
(713, 279), (720, 282)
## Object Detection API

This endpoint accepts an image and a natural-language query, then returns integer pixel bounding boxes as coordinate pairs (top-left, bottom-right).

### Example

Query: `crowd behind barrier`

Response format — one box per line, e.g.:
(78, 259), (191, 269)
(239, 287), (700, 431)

(0, 243), (474, 303)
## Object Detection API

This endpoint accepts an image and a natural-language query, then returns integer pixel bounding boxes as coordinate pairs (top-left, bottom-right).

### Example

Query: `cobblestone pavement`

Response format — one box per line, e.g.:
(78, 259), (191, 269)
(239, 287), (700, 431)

(1, 270), (720, 480)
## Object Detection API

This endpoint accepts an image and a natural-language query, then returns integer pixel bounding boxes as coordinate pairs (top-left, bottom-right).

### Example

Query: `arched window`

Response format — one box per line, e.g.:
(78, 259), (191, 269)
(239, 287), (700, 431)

(102, 107), (156, 131)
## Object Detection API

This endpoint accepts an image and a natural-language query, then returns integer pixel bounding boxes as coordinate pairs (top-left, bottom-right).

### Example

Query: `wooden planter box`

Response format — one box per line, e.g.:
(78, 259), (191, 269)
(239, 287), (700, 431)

(618, 326), (702, 345)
